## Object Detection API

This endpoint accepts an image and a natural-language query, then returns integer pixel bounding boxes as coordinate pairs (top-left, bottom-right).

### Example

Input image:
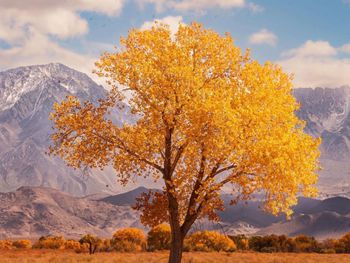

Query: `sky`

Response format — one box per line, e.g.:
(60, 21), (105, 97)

(1, 0), (350, 88)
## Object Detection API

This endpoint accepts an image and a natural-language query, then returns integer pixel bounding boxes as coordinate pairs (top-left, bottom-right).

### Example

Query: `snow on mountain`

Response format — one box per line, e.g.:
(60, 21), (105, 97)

(1, 63), (350, 198)
(0, 63), (131, 196)
(294, 86), (350, 196)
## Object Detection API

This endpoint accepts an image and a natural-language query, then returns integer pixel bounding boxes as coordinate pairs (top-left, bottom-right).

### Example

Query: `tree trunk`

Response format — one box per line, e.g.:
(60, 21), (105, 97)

(168, 230), (184, 263)
(89, 243), (92, 255)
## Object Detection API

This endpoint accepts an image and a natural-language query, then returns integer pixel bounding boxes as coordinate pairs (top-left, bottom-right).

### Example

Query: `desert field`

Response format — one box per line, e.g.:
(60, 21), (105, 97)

(1, 250), (350, 263)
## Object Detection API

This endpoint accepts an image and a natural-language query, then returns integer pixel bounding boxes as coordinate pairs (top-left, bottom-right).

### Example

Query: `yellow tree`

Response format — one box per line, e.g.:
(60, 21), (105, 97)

(49, 22), (320, 263)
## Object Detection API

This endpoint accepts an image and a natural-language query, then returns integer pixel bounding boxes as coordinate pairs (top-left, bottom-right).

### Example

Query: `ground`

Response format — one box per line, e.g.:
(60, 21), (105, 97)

(1, 250), (350, 263)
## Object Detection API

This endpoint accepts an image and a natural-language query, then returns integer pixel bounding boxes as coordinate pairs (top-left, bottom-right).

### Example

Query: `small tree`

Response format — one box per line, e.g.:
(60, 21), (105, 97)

(111, 228), (146, 252)
(79, 234), (102, 254)
(50, 22), (321, 263)
(148, 224), (172, 251)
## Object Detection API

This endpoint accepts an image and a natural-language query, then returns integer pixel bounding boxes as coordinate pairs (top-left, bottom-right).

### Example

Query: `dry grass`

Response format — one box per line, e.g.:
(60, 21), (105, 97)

(1, 250), (350, 263)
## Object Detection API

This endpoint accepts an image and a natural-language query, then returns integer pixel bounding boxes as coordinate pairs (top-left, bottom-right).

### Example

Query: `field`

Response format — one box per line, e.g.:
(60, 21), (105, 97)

(1, 250), (350, 263)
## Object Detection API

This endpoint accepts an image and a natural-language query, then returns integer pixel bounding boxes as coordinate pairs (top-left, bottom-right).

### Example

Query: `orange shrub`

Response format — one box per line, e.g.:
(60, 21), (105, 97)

(112, 228), (146, 252)
(12, 240), (32, 249)
(99, 239), (113, 252)
(0, 240), (13, 249)
(337, 233), (350, 253)
(147, 224), (171, 251)
(184, 231), (236, 252)
(294, 235), (319, 253)
(33, 235), (65, 249)
(64, 240), (82, 251)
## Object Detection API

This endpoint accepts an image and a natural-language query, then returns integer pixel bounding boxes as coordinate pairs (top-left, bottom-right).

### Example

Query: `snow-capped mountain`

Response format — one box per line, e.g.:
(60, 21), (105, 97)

(0, 63), (131, 196)
(294, 87), (350, 196)
(1, 63), (350, 197)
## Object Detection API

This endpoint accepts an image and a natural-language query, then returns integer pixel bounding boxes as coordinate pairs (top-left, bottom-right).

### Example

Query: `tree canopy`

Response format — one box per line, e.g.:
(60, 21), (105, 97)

(49, 22), (320, 263)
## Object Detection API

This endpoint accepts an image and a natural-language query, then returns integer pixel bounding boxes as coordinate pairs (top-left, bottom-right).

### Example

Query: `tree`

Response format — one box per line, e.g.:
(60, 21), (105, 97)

(49, 22), (320, 263)
(79, 234), (102, 254)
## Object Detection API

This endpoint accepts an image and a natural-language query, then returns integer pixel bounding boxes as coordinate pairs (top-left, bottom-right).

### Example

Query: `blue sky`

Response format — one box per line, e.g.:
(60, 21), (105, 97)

(1, 0), (350, 87)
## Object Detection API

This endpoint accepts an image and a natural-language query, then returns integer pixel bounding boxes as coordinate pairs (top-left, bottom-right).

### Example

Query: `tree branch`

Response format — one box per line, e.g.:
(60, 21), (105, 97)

(90, 130), (164, 173)
(214, 164), (237, 176)
(170, 141), (188, 174)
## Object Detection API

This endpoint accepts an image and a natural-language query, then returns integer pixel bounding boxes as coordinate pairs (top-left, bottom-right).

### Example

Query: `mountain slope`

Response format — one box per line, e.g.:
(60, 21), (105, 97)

(257, 212), (350, 240)
(0, 63), (130, 196)
(294, 86), (350, 196)
(0, 186), (143, 239)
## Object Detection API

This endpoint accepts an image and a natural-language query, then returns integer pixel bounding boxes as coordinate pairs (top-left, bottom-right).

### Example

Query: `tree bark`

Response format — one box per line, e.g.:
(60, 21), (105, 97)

(168, 230), (184, 263)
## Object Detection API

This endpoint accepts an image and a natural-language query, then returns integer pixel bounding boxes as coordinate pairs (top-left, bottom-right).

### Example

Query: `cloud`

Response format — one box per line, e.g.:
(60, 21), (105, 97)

(282, 40), (337, 57)
(0, 0), (124, 82)
(339, 43), (350, 54)
(278, 40), (350, 88)
(140, 16), (184, 35)
(0, 1), (124, 43)
(0, 30), (98, 80)
(137, 0), (260, 13)
(249, 29), (278, 46)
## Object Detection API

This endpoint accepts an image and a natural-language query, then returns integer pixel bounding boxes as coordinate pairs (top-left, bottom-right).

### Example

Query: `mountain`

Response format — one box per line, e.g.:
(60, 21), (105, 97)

(294, 86), (350, 196)
(100, 187), (350, 239)
(257, 212), (350, 240)
(0, 63), (131, 196)
(1, 186), (350, 239)
(101, 187), (160, 206)
(1, 63), (350, 200)
(0, 186), (143, 239)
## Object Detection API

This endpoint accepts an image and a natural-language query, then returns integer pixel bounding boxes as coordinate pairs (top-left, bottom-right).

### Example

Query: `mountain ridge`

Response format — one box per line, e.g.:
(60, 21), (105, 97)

(0, 63), (131, 196)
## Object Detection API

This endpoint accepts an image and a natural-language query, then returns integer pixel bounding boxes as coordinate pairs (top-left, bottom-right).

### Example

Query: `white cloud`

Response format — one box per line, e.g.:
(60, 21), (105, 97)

(140, 16), (184, 35)
(249, 29), (278, 46)
(339, 43), (350, 54)
(0, 1), (124, 43)
(0, 0), (124, 82)
(278, 40), (350, 88)
(282, 40), (337, 57)
(137, 0), (260, 13)
(0, 31), (97, 81)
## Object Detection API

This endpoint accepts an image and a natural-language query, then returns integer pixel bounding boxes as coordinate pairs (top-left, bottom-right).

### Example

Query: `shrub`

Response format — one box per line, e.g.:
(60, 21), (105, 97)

(79, 234), (102, 254)
(111, 228), (146, 252)
(33, 235), (65, 249)
(249, 235), (296, 252)
(338, 233), (350, 253)
(261, 246), (277, 253)
(12, 240), (32, 249)
(0, 240), (13, 249)
(64, 240), (82, 251)
(184, 231), (236, 252)
(229, 235), (249, 250)
(147, 224), (171, 251)
(320, 248), (336, 254)
(99, 239), (113, 252)
(294, 235), (319, 253)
